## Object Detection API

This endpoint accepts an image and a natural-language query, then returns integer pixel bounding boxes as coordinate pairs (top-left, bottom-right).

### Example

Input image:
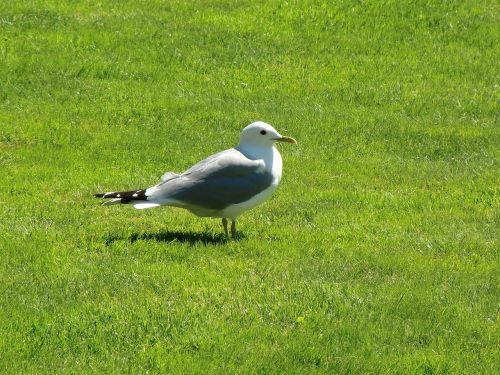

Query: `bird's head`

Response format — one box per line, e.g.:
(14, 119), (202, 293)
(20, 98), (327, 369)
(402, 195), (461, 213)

(239, 121), (297, 148)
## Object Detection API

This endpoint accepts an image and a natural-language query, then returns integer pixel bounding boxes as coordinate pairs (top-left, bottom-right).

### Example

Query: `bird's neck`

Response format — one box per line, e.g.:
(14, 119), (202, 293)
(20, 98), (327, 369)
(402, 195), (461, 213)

(237, 143), (272, 159)
(236, 144), (282, 176)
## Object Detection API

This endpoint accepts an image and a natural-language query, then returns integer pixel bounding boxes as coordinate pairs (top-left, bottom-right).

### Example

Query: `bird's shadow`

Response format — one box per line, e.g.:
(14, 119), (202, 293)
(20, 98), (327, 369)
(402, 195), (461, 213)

(105, 230), (245, 246)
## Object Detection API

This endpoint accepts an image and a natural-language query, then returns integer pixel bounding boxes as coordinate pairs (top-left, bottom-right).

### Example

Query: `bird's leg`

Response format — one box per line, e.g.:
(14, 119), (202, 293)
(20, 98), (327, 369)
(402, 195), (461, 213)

(222, 218), (229, 237)
(231, 220), (237, 238)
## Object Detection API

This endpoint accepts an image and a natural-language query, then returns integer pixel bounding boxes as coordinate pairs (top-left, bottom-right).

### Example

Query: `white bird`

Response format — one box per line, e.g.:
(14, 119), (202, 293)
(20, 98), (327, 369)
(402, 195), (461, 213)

(94, 121), (297, 237)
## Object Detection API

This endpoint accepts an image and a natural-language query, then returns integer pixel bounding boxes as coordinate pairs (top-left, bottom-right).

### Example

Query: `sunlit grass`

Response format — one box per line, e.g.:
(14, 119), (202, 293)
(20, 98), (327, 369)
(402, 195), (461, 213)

(0, 0), (498, 373)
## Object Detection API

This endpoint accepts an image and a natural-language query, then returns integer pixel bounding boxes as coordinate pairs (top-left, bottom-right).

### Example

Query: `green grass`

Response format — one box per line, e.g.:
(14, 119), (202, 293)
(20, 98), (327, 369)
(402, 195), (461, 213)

(1, 0), (498, 373)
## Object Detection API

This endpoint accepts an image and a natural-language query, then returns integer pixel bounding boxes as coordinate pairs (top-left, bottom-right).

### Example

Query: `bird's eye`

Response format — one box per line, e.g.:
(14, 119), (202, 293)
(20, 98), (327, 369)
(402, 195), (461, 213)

(260, 130), (267, 135)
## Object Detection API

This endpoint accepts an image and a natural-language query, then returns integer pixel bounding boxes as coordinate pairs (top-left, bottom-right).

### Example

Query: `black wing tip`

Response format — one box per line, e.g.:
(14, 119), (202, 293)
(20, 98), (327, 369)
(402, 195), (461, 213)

(93, 189), (147, 200)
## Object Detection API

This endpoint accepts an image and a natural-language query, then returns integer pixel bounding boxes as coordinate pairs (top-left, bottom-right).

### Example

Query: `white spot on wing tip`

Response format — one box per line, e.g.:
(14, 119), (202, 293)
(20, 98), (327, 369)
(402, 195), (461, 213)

(116, 194), (121, 197)
(132, 193), (138, 197)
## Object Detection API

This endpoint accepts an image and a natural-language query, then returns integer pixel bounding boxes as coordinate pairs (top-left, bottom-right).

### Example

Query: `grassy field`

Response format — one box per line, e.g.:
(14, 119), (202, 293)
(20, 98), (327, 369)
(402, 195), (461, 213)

(1, 0), (498, 373)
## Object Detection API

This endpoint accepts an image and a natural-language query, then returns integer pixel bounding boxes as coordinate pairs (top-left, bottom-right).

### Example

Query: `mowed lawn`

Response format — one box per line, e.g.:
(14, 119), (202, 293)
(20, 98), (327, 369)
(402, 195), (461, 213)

(0, 0), (498, 373)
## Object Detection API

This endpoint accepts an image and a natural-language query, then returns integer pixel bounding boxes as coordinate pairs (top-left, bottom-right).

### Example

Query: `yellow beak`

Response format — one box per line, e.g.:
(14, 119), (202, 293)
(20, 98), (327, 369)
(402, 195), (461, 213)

(274, 136), (297, 144)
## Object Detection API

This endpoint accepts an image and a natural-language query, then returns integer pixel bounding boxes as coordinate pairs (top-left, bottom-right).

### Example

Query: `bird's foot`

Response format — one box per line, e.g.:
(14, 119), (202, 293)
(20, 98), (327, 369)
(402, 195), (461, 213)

(231, 220), (236, 238)
(222, 218), (229, 238)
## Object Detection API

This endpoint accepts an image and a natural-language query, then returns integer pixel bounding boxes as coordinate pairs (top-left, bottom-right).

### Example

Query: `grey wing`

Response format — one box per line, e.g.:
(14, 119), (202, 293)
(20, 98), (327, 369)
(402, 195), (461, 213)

(147, 149), (274, 210)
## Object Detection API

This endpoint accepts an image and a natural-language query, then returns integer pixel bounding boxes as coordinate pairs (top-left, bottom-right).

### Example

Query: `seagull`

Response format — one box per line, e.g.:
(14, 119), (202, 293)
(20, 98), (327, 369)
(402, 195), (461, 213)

(94, 121), (297, 237)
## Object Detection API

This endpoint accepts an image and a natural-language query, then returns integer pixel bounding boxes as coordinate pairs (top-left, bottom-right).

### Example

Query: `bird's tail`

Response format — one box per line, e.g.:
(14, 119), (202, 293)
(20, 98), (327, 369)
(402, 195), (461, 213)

(94, 189), (160, 209)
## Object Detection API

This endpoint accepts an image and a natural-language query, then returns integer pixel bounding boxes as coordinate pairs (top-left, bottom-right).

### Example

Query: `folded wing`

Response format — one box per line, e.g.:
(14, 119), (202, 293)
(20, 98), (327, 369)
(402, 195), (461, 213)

(146, 149), (274, 210)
